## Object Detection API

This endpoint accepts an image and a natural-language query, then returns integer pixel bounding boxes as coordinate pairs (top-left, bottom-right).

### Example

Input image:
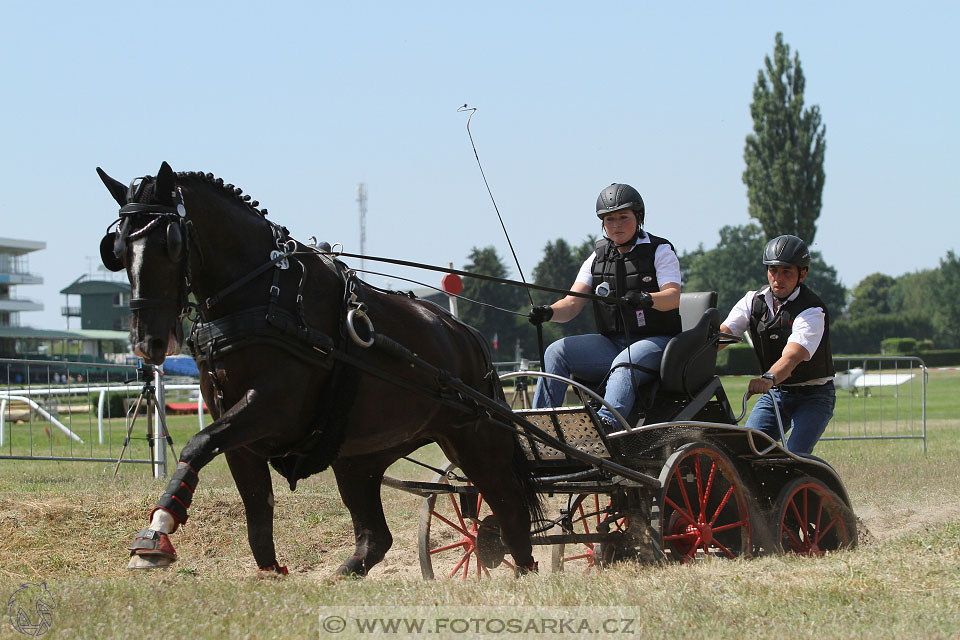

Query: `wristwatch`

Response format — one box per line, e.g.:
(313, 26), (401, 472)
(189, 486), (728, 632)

(760, 372), (777, 384)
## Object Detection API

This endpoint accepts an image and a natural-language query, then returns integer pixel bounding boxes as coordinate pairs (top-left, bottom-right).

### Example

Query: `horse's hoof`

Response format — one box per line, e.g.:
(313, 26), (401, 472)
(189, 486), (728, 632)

(334, 556), (366, 578)
(127, 554), (176, 569)
(127, 528), (177, 569)
(515, 559), (539, 577)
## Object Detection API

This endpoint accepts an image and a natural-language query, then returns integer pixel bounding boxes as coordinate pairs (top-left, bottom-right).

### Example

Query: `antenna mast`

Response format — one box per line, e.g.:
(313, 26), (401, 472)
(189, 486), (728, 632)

(357, 182), (367, 274)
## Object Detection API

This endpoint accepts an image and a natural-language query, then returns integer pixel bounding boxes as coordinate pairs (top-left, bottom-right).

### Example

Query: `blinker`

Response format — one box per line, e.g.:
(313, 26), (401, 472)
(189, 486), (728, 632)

(100, 233), (124, 271)
(167, 221), (184, 263)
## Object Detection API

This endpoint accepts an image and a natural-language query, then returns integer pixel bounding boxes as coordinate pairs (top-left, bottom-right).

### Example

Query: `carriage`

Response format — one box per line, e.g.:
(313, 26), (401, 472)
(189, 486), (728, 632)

(97, 162), (855, 578)
(385, 291), (857, 578)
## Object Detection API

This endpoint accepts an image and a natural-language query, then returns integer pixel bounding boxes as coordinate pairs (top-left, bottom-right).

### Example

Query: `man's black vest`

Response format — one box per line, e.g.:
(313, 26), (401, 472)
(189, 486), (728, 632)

(747, 284), (835, 384)
(591, 235), (682, 339)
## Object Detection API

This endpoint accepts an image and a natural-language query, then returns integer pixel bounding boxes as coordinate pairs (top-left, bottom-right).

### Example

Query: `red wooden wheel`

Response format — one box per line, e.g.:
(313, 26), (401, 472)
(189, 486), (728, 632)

(656, 442), (752, 563)
(551, 493), (625, 572)
(418, 462), (515, 580)
(775, 477), (856, 555)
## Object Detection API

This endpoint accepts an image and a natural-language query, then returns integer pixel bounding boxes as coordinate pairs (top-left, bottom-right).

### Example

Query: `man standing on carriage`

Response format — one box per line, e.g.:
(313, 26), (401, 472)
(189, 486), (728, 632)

(719, 235), (836, 455)
(527, 183), (682, 428)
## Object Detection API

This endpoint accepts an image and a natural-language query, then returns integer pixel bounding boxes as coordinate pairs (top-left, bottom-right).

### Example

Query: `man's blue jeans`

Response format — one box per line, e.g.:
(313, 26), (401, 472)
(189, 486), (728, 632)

(745, 381), (836, 454)
(532, 333), (672, 425)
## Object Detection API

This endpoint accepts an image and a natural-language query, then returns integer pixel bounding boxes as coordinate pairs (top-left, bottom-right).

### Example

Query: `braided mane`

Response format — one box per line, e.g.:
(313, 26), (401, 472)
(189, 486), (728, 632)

(176, 171), (270, 217)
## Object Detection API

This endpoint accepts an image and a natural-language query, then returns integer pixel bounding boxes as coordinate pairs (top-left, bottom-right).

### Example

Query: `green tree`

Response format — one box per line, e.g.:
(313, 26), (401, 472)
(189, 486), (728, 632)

(743, 32), (826, 244)
(682, 223), (845, 316)
(933, 251), (960, 348)
(531, 237), (596, 340)
(846, 273), (896, 319)
(889, 270), (937, 318)
(804, 252), (846, 316)
(458, 246), (526, 358)
(682, 224), (767, 312)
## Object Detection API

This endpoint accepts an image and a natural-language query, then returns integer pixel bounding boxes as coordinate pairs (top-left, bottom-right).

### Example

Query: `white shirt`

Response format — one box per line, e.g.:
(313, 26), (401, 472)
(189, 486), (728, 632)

(575, 233), (682, 289)
(722, 285), (832, 385)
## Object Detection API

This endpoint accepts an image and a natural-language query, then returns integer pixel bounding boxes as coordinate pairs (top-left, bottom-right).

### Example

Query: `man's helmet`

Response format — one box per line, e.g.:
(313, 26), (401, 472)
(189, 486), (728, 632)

(763, 235), (810, 269)
(596, 183), (645, 223)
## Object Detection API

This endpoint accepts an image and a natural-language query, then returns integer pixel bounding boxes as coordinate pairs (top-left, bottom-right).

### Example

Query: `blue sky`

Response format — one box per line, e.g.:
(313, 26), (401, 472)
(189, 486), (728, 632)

(2, 2), (957, 329)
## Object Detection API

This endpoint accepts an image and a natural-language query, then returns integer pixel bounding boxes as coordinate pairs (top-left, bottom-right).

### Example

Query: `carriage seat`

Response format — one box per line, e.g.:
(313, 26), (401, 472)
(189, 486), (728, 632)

(679, 291), (718, 332)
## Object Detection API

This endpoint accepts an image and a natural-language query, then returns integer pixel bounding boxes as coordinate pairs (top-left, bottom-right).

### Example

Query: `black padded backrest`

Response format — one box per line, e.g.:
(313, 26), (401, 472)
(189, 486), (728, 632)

(659, 307), (721, 395)
(679, 291), (718, 332)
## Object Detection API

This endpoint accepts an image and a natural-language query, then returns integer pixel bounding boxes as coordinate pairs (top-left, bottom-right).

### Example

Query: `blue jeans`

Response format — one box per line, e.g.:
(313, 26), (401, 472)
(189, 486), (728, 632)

(532, 333), (672, 425)
(745, 382), (836, 454)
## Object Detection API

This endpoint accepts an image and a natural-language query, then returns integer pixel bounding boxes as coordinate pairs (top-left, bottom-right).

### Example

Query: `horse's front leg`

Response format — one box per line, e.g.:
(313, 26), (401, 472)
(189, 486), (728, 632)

(225, 448), (287, 575)
(127, 388), (272, 569)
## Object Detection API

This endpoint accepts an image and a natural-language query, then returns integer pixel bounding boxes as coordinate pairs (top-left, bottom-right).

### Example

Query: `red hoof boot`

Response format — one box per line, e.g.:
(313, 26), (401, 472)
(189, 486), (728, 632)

(127, 528), (177, 569)
(258, 564), (289, 576)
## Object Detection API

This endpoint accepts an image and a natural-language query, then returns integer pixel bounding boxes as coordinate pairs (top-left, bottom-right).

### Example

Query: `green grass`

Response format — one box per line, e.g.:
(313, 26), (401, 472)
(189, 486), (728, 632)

(1, 371), (959, 639)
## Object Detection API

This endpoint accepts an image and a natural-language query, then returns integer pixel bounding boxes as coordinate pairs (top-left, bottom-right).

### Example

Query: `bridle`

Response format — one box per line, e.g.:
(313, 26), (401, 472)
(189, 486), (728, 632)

(101, 175), (309, 334)
(100, 177), (192, 325)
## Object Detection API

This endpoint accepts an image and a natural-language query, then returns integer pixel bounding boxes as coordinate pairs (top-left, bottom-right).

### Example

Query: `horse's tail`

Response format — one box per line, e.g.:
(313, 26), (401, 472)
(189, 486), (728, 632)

(511, 435), (544, 534)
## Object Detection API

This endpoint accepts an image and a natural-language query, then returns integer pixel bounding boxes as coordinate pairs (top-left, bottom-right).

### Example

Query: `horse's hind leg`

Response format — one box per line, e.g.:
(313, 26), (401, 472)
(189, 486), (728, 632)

(331, 457), (393, 577)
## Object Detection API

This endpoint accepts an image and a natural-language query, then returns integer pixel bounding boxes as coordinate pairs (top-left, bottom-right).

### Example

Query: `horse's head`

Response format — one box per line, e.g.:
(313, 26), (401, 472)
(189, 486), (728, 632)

(98, 161), (186, 365)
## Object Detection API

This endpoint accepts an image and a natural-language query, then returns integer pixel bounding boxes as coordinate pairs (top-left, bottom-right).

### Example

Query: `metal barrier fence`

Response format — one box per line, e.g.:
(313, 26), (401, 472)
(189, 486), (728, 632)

(823, 355), (927, 452)
(1, 353), (928, 479)
(0, 358), (201, 478)
(495, 356), (928, 451)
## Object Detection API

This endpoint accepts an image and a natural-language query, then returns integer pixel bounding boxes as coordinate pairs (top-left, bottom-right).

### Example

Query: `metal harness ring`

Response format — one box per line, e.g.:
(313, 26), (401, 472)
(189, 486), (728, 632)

(346, 308), (374, 348)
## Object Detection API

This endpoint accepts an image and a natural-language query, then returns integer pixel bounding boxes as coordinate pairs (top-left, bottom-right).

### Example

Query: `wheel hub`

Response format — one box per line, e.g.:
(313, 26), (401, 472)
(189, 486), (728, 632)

(475, 515), (506, 568)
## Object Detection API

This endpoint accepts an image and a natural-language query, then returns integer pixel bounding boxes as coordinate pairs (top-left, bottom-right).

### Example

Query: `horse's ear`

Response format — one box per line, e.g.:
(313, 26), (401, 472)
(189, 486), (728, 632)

(97, 167), (127, 206)
(155, 161), (176, 205)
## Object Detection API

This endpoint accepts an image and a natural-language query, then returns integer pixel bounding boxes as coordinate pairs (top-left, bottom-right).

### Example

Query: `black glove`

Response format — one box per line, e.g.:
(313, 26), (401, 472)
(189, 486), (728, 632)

(623, 290), (653, 310)
(527, 305), (554, 325)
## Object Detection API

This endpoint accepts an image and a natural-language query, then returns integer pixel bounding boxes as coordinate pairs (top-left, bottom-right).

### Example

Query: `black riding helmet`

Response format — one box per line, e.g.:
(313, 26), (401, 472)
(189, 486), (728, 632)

(596, 183), (645, 226)
(763, 235), (810, 269)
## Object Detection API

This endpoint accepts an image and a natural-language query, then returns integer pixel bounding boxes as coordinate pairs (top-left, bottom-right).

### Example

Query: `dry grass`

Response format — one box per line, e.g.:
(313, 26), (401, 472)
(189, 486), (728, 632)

(1, 371), (959, 638)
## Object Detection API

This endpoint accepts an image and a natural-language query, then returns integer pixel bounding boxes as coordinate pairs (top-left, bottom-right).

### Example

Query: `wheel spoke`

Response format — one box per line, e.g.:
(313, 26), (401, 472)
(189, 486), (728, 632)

(788, 497), (804, 533)
(702, 459), (718, 517)
(711, 519), (749, 534)
(781, 525), (804, 550)
(664, 532), (699, 541)
(431, 511), (469, 536)
(683, 535), (702, 561)
(430, 540), (470, 555)
(577, 503), (592, 534)
(694, 455), (705, 514)
(708, 485), (736, 527)
(448, 493), (468, 532)
(803, 489), (810, 537)
(564, 551), (594, 562)
(817, 514), (841, 539)
(713, 539), (737, 559)
(664, 496), (696, 527)
(813, 496), (826, 544)
(447, 551), (471, 579)
(673, 466), (697, 523)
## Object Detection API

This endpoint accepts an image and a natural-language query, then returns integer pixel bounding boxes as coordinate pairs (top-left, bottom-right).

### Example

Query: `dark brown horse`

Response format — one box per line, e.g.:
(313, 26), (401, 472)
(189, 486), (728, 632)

(98, 161), (539, 576)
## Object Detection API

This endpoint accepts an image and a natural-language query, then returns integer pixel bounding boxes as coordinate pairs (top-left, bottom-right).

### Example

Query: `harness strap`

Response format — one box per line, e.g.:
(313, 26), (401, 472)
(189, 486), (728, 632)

(202, 247), (295, 313)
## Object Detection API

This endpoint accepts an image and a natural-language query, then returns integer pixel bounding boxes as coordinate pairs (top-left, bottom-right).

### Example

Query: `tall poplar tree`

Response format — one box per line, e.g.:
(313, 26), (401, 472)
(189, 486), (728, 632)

(743, 32), (826, 244)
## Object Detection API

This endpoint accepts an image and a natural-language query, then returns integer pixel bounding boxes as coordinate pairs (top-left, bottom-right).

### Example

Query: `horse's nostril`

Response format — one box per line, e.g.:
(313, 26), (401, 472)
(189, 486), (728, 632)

(148, 338), (167, 358)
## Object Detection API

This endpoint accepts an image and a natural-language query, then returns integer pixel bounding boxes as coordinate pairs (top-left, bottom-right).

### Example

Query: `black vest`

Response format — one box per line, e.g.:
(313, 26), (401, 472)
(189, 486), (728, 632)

(747, 284), (835, 384)
(591, 235), (682, 339)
